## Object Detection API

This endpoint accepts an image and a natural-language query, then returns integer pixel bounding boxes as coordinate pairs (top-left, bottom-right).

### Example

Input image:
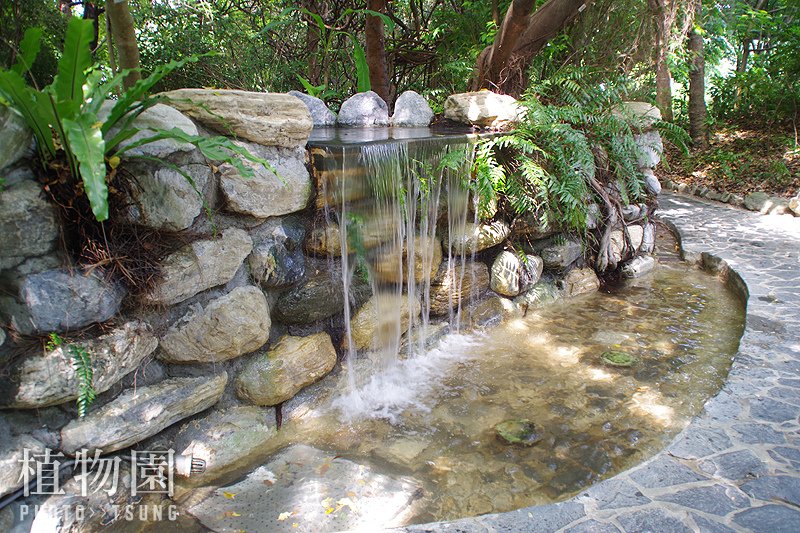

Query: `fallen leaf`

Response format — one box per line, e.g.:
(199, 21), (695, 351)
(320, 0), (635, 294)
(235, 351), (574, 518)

(223, 491), (236, 500)
(319, 463), (331, 476)
(223, 511), (241, 517)
(278, 512), (293, 521)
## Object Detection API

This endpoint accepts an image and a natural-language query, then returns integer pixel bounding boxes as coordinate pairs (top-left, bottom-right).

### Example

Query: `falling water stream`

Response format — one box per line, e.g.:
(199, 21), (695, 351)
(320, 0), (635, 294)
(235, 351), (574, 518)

(178, 129), (746, 533)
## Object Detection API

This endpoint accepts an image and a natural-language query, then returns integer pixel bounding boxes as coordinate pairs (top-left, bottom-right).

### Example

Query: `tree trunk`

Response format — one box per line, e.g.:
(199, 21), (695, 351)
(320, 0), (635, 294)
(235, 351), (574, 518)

(649, 0), (673, 122)
(105, 0), (141, 89)
(472, 0), (590, 97)
(688, 1), (707, 149)
(365, 0), (391, 104)
(83, 3), (103, 52)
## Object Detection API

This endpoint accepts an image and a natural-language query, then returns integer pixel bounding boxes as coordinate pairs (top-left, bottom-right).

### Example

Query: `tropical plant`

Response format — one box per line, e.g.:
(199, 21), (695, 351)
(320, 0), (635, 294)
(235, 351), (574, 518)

(0, 17), (272, 223)
(469, 67), (689, 271)
(46, 333), (96, 418)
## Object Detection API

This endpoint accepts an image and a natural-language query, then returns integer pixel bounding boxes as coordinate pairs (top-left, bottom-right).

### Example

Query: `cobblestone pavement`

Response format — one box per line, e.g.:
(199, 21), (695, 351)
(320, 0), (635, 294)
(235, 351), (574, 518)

(398, 193), (800, 533)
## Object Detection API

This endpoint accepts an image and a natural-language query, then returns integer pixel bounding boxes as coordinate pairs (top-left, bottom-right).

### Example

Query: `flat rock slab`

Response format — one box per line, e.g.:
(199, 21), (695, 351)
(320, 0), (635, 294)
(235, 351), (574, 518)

(161, 89), (312, 148)
(61, 373), (227, 454)
(188, 444), (423, 532)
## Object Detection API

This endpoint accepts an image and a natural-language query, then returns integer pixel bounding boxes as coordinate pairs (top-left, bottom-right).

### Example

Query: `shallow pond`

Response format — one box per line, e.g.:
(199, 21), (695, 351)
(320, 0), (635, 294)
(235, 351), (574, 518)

(182, 259), (745, 532)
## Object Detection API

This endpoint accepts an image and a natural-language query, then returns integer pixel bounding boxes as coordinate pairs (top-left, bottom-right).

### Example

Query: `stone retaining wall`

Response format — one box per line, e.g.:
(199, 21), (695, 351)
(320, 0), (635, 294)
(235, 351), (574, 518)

(0, 92), (666, 530)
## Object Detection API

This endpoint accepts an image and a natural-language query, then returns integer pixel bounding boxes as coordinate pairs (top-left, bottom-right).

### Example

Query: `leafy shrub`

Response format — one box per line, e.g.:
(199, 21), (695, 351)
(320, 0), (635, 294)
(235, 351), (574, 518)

(469, 67), (688, 270)
(0, 17), (271, 222)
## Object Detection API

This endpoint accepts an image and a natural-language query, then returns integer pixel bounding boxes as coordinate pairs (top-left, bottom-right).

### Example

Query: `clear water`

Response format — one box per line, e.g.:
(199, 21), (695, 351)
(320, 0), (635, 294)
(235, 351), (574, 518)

(262, 260), (744, 524)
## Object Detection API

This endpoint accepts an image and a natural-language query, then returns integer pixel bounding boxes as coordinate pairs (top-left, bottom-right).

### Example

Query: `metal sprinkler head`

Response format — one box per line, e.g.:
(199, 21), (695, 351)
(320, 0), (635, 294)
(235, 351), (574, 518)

(174, 454), (206, 477)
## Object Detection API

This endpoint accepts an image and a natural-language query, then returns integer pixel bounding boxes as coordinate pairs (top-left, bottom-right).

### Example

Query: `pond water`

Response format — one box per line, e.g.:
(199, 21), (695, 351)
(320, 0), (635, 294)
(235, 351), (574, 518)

(181, 256), (745, 532)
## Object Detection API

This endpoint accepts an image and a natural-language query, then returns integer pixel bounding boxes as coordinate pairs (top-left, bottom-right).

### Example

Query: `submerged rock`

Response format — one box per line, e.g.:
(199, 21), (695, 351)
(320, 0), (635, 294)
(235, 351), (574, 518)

(495, 419), (543, 446)
(391, 90), (434, 127)
(144, 228), (253, 305)
(1, 320), (157, 409)
(161, 89), (313, 148)
(236, 332), (337, 406)
(337, 91), (390, 127)
(61, 373), (228, 454)
(288, 90), (337, 127)
(449, 220), (511, 255)
(219, 142), (311, 219)
(187, 445), (424, 532)
(621, 255), (656, 279)
(429, 261), (490, 316)
(443, 92), (523, 129)
(601, 350), (638, 367)
(159, 286), (270, 364)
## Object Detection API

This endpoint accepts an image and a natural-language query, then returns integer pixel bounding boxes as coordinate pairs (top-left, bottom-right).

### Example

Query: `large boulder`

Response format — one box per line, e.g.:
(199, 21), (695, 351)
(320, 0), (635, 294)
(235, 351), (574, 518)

(337, 91), (390, 127)
(641, 223), (656, 254)
(161, 89), (313, 148)
(101, 102), (199, 159)
(0, 173), (60, 271)
(7, 268), (125, 334)
(536, 236), (583, 270)
(490, 251), (522, 297)
(118, 162), (211, 230)
(621, 256), (656, 279)
(0, 106), (32, 170)
(612, 102), (662, 130)
(219, 141), (311, 218)
(144, 228), (252, 305)
(60, 373), (228, 454)
(248, 217), (306, 289)
(430, 261), (490, 316)
(443, 91), (523, 129)
(274, 271), (344, 325)
(349, 293), (420, 351)
(391, 91), (434, 127)
(287, 91), (337, 127)
(448, 220), (511, 255)
(159, 286), (270, 364)
(0, 321), (157, 409)
(236, 332), (337, 406)
(642, 168), (662, 195)
(173, 406), (278, 488)
(373, 235), (443, 284)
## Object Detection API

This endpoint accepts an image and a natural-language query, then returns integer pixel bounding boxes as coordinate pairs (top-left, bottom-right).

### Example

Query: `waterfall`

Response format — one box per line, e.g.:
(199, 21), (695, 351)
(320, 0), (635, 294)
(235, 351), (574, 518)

(309, 131), (483, 420)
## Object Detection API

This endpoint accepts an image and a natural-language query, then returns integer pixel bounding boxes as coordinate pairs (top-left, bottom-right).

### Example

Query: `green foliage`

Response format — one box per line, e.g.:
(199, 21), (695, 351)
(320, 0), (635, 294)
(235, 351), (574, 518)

(46, 333), (96, 418)
(0, 17), (273, 223)
(470, 68), (655, 237)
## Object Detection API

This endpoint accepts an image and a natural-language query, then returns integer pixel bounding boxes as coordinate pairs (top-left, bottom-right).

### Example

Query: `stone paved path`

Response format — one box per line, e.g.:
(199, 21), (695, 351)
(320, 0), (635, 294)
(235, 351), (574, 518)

(398, 193), (800, 532)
